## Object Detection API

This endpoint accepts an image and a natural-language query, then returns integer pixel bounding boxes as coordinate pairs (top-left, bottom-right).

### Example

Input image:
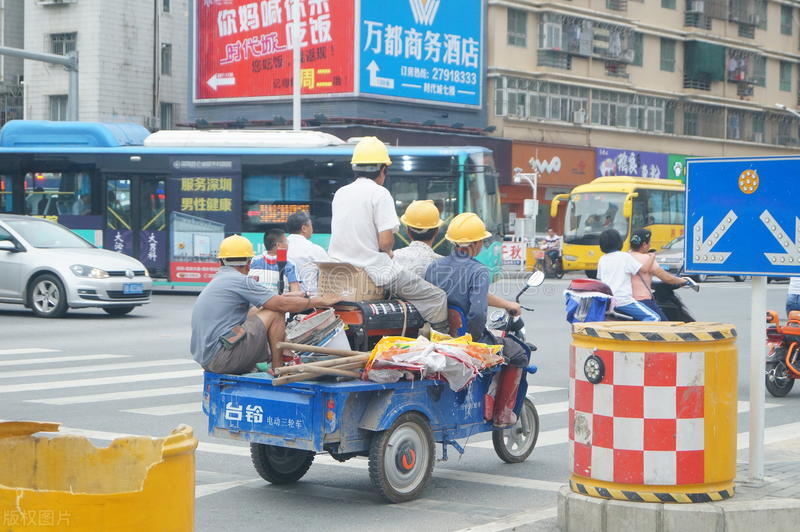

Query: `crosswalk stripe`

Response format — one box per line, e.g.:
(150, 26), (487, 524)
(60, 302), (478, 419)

(535, 401), (568, 416)
(27, 385), (200, 405)
(0, 359), (194, 379)
(0, 348), (59, 356)
(526, 386), (564, 394)
(0, 354), (129, 367)
(123, 402), (201, 416)
(737, 421), (800, 449)
(0, 369), (202, 393)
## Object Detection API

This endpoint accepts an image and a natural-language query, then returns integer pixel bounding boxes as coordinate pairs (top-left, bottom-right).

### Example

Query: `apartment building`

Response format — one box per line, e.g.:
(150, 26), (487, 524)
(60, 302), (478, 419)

(488, 0), (800, 227)
(0, 0), (23, 125)
(24, 0), (188, 129)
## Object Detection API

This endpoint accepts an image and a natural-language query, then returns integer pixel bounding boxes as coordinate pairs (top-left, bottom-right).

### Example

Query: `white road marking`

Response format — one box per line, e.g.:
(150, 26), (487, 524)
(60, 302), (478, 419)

(195, 479), (257, 498)
(0, 369), (202, 393)
(534, 401), (568, 416)
(737, 421), (800, 449)
(123, 402), (201, 416)
(0, 359), (194, 379)
(27, 384), (200, 405)
(0, 348), (59, 356)
(455, 507), (558, 532)
(526, 385), (564, 394)
(0, 354), (129, 367)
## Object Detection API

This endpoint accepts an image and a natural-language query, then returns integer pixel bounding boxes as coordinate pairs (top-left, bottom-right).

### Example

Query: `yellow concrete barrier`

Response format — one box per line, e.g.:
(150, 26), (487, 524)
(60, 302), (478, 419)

(568, 322), (737, 503)
(0, 421), (197, 530)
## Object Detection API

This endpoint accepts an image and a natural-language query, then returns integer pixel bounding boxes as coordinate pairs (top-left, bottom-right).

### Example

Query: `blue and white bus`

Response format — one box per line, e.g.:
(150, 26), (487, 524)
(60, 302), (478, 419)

(0, 121), (501, 287)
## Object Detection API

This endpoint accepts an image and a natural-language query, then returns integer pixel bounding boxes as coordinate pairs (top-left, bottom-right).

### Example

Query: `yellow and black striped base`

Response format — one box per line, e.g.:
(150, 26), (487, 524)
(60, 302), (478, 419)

(573, 322), (737, 343)
(570, 479), (734, 503)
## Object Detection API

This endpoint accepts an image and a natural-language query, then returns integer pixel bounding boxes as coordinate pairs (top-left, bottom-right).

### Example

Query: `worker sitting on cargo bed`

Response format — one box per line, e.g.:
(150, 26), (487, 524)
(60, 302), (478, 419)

(393, 200), (444, 278)
(327, 137), (448, 330)
(248, 228), (301, 293)
(425, 213), (525, 428)
(191, 234), (340, 375)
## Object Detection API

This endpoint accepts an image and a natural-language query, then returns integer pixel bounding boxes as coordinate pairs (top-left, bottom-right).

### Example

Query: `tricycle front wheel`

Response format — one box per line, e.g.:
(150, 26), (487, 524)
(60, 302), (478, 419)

(492, 398), (539, 463)
(250, 443), (315, 485)
(368, 412), (434, 503)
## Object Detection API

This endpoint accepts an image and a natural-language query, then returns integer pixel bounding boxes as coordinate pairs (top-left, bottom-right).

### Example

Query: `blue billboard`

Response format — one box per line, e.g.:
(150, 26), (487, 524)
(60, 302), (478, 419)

(685, 156), (800, 277)
(358, 0), (483, 107)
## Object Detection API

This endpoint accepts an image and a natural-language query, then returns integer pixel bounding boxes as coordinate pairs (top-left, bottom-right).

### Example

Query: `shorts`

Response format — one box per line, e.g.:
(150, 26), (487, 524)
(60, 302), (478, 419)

(205, 315), (270, 374)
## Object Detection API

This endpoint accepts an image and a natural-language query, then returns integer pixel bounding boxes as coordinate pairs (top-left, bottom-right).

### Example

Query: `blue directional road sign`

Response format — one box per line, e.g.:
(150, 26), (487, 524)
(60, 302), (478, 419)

(685, 157), (800, 277)
(358, 0), (483, 107)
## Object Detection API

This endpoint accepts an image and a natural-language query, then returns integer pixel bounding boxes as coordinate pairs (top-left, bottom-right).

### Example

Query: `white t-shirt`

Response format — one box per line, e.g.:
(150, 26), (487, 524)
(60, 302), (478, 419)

(287, 233), (329, 294)
(328, 178), (401, 286)
(597, 251), (643, 307)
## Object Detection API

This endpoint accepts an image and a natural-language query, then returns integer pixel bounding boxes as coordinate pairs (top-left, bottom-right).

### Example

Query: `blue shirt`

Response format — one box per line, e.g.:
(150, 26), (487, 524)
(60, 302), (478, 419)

(425, 250), (490, 340)
(190, 266), (276, 367)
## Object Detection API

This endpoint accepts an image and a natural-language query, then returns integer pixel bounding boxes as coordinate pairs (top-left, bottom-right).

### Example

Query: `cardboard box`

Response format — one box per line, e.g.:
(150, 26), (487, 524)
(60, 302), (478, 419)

(316, 262), (386, 301)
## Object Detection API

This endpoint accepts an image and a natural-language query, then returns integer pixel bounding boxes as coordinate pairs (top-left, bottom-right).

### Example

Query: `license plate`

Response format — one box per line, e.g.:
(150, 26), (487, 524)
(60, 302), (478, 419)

(123, 283), (144, 295)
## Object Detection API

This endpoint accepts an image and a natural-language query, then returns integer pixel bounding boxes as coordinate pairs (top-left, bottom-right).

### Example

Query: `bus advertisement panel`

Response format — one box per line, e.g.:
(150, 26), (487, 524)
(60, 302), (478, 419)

(166, 158), (242, 283)
(195, 0), (355, 102)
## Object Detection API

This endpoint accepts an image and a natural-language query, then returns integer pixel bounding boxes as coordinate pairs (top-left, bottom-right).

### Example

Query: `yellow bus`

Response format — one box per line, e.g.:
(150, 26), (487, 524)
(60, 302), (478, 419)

(550, 176), (685, 276)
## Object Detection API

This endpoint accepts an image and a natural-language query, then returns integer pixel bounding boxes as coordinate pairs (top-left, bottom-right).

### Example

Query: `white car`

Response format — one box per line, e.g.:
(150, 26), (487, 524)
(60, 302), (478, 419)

(0, 215), (152, 318)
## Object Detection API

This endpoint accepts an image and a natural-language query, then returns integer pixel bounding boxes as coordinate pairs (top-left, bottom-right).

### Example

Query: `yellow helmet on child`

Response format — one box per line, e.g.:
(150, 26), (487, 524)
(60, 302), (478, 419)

(401, 200), (443, 230)
(217, 234), (254, 259)
(445, 212), (492, 244)
(350, 137), (392, 167)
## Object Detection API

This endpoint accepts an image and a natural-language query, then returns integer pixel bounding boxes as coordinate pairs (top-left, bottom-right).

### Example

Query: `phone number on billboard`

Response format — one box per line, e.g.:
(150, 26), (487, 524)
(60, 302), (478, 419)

(432, 68), (478, 85)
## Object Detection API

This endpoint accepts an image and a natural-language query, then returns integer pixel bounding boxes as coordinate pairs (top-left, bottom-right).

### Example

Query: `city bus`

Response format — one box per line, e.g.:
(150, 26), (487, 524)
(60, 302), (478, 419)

(549, 176), (685, 276)
(0, 121), (501, 287)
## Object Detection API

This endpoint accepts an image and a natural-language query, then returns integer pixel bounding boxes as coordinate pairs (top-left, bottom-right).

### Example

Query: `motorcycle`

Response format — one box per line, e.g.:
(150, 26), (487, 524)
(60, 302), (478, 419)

(764, 310), (800, 397)
(534, 242), (564, 279)
(565, 277), (698, 323)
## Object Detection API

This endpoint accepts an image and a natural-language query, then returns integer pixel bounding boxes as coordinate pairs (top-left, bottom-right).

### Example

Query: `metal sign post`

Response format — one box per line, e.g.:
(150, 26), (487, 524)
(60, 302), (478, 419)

(685, 156), (800, 481)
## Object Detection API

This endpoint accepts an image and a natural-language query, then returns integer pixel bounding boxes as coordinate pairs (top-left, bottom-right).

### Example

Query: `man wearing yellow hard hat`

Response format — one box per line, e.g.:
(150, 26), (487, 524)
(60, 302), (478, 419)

(425, 213), (526, 427)
(393, 200), (444, 277)
(328, 137), (448, 329)
(190, 234), (340, 374)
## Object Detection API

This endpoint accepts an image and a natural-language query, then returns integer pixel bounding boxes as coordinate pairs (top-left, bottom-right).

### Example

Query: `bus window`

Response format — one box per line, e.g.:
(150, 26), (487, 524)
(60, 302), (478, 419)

(106, 179), (132, 230)
(465, 153), (501, 234)
(141, 179), (166, 231)
(424, 178), (458, 221)
(633, 189), (685, 230)
(564, 192), (628, 245)
(242, 174), (311, 230)
(0, 176), (11, 213)
(24, 172), (92, 216)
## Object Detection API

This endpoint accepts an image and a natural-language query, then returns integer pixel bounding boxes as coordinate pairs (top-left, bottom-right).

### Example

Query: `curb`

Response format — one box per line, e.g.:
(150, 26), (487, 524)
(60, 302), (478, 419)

(556, 485), (800, 532)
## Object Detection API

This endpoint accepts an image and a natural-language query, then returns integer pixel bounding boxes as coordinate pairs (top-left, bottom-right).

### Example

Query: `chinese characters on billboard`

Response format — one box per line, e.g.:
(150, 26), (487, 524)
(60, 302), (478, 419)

(195, 0), (355, 101)
(596, 148), (668, 179)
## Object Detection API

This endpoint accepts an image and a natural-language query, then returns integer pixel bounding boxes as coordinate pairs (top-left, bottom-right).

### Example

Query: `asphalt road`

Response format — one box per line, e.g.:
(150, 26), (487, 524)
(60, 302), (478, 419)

(0, 277), (798, 531)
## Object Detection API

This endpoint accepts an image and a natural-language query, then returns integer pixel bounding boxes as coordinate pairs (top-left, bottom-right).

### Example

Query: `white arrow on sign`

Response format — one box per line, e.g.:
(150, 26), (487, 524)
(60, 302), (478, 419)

(760, 210), (800, 265)
(692, 210), (737, 264)
(366, 60), (395, 89)
(207, 73), (236, 91)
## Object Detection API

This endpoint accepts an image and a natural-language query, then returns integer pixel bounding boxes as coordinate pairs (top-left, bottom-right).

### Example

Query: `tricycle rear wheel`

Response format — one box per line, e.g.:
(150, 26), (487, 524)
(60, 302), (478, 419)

(368, 412), (434, 503)
(492, 398), (539, 463)
(250, 443), (315, 484)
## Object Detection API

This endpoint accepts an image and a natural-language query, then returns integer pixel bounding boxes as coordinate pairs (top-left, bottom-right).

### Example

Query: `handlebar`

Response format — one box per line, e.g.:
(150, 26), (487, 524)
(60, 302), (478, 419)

(515, 285), (536, 312)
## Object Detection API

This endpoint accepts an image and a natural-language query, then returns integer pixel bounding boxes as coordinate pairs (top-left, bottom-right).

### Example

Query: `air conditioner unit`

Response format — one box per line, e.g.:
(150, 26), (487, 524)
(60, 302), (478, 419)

(573, 108), (587, 124)
(621, 49), (635, 63)
(746, 14), (760, 25)
(688, 0), (704, 13)
(542, 23), (563, 50)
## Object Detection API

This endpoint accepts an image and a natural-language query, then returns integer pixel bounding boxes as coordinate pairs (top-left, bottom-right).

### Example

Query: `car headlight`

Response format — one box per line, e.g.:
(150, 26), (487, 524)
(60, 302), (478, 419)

(70, 264), (110, 279)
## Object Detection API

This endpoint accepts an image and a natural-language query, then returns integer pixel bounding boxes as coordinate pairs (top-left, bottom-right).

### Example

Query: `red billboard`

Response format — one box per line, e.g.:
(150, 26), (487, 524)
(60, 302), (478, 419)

(195, 0), (355, 102)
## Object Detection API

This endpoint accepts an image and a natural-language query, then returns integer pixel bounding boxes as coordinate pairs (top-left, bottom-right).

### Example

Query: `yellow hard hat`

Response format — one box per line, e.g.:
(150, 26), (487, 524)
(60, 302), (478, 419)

(217, 234), (254, 259)
(445, 212), (492, 244)
(351, 136), (392, 166)
(401, 200), (443, 230)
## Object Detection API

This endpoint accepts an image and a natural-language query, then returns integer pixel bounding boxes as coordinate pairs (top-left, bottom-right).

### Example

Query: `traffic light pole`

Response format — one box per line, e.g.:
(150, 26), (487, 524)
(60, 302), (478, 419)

(0, 47), (79, 121)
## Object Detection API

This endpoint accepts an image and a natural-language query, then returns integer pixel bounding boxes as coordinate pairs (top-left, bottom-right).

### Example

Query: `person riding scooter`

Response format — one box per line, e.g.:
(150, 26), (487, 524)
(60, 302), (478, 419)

(425, 212), (526, 428)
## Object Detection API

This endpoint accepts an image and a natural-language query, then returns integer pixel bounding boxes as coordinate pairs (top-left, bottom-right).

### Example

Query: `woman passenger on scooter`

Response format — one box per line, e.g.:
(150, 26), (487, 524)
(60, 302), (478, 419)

(629, 229), (694, 320)
(597, 229), (661, 321)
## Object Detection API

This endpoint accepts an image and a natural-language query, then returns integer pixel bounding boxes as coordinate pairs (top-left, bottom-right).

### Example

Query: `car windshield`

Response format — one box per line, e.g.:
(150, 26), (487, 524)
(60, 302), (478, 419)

(564, 192), (628, 245)
(663, 236), (684, 250)
(6, 219), (93, 249)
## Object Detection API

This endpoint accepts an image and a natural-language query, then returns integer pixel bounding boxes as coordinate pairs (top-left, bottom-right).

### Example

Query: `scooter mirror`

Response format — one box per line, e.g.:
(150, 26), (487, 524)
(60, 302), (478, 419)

(527, 270), (545, 287)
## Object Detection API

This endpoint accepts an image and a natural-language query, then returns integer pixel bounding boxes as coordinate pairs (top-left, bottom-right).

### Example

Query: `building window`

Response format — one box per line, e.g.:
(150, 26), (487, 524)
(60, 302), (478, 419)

(757, 0), (767, 29)
(495, 76), (588, 123)
(684, 111), (698, 136)
(507, 8), (527, 47)
(161, 43), (172, 75)
(781, 5), (793, 35)
(780, 61), (792, 91)
(591, 90), (668, 132)
(632, 33), (643, 67)
(660, 38), (675, 71)
(661, 0), (676, 9)
(163, 0), (170, 12)
(753, 56), (766, 87)
(160, 103), (174, 130)
(49, 95), (68, 121)
(50, 32), (77, 56)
